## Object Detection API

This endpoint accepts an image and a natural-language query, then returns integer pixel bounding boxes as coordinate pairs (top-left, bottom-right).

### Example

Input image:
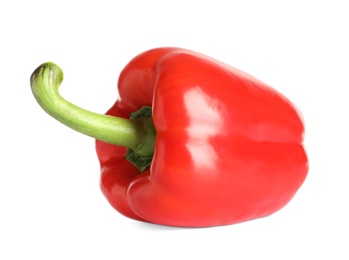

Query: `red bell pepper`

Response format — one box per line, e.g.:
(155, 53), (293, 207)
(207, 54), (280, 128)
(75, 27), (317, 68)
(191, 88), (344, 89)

(30, 47), (308, 227)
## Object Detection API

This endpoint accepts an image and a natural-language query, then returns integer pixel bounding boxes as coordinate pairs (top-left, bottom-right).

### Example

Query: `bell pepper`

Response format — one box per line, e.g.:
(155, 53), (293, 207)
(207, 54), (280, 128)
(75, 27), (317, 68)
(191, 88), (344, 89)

(30, 47), (308, 227)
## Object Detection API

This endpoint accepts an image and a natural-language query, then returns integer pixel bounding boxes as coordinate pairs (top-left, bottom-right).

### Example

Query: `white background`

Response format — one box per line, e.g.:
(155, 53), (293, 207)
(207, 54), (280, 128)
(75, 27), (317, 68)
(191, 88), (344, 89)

(1, 0), (348, 259)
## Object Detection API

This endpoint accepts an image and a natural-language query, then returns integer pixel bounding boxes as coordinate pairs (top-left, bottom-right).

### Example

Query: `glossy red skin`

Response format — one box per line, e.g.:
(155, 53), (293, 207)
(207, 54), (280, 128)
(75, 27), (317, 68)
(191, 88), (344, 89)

(96, 48), (308, 227)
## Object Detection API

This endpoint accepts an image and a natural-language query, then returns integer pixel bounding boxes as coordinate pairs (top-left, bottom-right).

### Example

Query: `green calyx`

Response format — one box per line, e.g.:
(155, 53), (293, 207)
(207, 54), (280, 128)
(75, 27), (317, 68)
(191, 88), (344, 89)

(126, 106), (156, 171)
(30, 62), (156, 172)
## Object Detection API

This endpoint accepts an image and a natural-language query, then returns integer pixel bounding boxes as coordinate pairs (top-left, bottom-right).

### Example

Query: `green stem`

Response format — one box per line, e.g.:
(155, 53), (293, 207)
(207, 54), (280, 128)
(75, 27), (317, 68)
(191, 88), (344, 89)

(30, 62), (155, 164)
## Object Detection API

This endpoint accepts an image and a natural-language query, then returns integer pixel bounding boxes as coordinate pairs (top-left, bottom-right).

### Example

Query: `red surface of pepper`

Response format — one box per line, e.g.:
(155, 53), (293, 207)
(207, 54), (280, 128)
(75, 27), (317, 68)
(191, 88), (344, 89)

(95, 48), (308, 227)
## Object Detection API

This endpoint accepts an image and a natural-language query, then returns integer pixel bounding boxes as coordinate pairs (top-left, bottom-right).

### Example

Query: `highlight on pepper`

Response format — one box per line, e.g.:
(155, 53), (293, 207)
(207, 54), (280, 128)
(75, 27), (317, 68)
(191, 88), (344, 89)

(30, 47), (308, 227)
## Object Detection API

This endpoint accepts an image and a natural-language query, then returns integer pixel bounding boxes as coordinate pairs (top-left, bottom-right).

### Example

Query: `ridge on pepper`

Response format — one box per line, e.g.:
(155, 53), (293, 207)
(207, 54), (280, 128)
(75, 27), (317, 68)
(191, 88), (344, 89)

(30, 47), (308, 227)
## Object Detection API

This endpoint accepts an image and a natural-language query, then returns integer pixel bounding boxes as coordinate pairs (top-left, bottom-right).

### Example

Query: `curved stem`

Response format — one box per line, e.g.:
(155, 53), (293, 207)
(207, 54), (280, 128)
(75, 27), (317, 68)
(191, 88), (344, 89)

(30, 62), (152, 155)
